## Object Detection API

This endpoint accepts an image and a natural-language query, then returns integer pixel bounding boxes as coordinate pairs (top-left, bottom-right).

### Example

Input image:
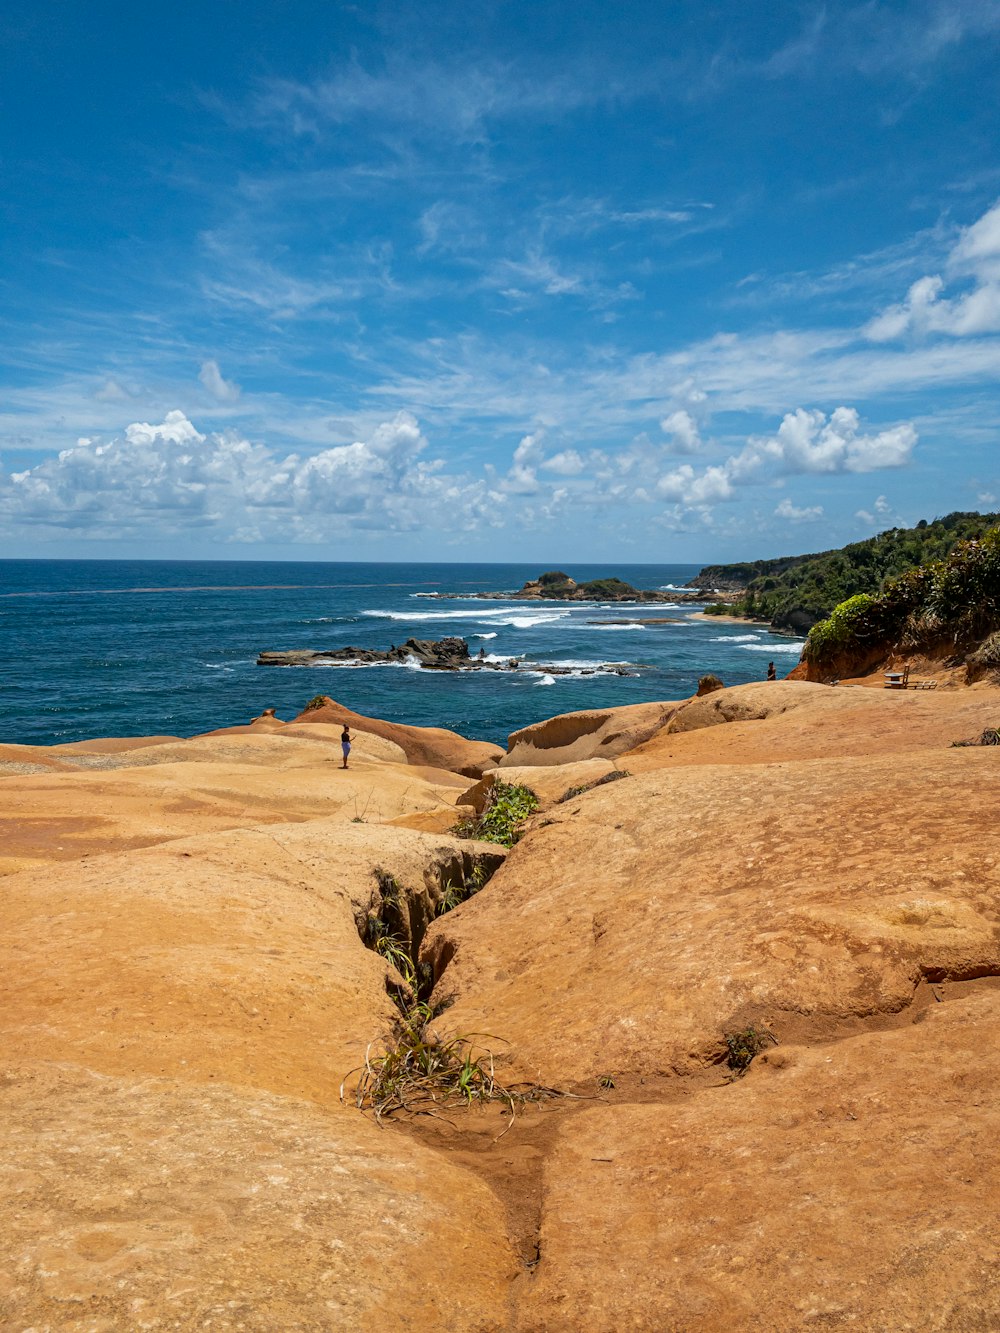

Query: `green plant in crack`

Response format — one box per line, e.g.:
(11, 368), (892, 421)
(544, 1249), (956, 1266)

(724, 1025), (778, 1078)
(453, 780), (539, 847)
(341, 1005), (549, 1129)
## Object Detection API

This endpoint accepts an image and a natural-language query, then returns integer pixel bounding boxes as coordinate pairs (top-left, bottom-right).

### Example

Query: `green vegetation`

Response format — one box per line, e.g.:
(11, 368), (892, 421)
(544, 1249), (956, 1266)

(538, 569), (572, 587)
(724, 1026), (777, 1078)
(578, 576), (638, 598)
(695, 511), (1000, 633)
(805, 525), (1000, 668)
(346, 865), (552, 1129)
(303, 694), (330, 712)
(453, 779), (540, 846)
(341, 1003), (547, 1128)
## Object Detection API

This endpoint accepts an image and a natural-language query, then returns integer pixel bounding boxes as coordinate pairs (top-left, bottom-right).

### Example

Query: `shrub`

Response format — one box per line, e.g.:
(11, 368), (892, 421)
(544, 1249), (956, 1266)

(724, 1026), (777, 1078)
(303, 694), (330, 712)
(453, 779), (539, 846)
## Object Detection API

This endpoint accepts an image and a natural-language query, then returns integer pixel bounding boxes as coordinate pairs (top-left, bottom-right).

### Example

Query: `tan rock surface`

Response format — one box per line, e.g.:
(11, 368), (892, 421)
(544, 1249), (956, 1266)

(426, 745), (1000, 1085)
(0, 819), (496, 1102)
(460, 759), (619, 812)
(516, 989), (1000, 1332)
(501, 699), (679, 767)
(0, 1062), (518, 1332)
(292, 695), (505, 776)
(624, 679), (1000, 770)
(0, 730), (466, 874)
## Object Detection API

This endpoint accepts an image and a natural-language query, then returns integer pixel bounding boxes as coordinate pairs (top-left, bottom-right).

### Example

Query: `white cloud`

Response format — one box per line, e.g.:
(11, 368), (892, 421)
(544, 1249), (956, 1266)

(653, 406), (915, 508)
(541, 448), (586, 476)
(0, 410), (503, 542)
(774, 498), (823, 521)
(660, 409), (702, 454)
(199, 359), (241, 402)
(867, 199), (1000, 340)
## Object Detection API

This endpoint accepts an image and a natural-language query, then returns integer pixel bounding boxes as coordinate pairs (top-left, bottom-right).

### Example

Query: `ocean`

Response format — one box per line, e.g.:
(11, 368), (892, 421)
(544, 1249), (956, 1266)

(0, 560), (805, 748)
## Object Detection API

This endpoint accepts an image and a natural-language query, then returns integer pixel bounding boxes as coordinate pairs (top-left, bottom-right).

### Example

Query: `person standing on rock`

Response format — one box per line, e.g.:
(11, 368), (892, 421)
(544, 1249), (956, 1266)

(341, 725), (352, 769)
(767, 661), (777, 681)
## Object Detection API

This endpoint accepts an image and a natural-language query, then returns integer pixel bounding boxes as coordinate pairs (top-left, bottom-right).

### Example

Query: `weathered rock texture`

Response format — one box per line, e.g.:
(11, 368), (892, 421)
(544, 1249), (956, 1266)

(502, 699), (679, 767)
(518, 991), (1000, 1331)
(4, 679), (1000, 1329)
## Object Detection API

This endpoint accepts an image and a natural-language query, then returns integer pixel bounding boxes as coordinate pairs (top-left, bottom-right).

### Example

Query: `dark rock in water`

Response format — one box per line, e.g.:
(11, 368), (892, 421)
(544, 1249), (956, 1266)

(258, 636), (646, 679)
(258, 637), (471, 669)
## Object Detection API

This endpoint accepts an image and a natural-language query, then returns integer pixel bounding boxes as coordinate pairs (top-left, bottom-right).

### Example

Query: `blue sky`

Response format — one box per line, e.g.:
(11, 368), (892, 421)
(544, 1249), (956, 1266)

(2, 0), (999, 562)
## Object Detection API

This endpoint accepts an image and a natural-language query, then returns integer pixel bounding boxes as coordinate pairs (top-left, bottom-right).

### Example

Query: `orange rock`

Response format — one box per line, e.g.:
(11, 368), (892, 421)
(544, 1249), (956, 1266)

(292, 696), (504, 777)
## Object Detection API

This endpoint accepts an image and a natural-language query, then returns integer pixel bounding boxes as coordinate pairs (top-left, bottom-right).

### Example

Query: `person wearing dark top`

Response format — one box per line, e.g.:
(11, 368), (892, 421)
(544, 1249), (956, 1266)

(341, 726), (351, 769)
(766, 661), (776, 681)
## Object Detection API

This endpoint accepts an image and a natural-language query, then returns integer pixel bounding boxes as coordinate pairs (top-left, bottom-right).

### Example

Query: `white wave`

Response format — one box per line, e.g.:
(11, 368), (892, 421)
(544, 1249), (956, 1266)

(364, 607), (571, 627)
(593, 623), (647, 631)
(203, 663), (234, 672)
(473, 632), (498, 640)
(739, 642), (805, 654)
(302, 616), (337, 623)
(542, 657), (618, 668)
(535, 673), (557, 686)
(657, 584), (694, 592)
(711, 633), (762, 642)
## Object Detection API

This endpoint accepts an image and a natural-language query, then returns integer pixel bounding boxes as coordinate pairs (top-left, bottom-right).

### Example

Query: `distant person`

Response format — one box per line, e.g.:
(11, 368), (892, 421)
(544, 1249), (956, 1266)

(341, 725), (352, 769)
(766, 661), (776, 681)
(478, 647), (486, 660)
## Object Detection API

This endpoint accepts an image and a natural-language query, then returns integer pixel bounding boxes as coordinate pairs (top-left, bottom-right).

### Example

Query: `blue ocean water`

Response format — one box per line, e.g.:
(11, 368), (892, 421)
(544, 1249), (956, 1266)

(0, 560), (804, 748)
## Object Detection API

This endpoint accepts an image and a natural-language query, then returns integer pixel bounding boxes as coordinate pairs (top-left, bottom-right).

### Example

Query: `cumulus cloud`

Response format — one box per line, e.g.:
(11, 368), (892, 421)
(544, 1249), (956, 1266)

(866, 199), (1000, 340)
(541, 448), (586, 476)
(199, 359), (241, 402)
(654, 406), (915, 508)
(660, 409), (703, 454)
(0, 410), (503, 541)
(775, 498), (823, 521)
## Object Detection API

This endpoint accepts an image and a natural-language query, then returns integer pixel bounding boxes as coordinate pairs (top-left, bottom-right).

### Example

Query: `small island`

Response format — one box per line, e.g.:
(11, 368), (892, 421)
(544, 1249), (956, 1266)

(432, 570), (730, 604)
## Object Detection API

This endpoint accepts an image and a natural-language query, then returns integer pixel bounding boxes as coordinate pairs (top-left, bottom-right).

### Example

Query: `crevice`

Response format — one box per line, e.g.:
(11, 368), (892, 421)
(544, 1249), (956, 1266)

(354, 849), (504, 1005)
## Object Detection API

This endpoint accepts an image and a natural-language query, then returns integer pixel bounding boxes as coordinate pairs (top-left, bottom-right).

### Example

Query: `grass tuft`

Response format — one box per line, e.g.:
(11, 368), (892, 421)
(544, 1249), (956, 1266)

(724, 1025), (777, 1078)
(341, 1006), (551, 1131)
(951, 725), (1000, 747)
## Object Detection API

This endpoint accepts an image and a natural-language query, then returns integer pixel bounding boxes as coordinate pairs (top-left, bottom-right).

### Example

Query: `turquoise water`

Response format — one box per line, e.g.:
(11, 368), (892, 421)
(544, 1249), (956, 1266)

(0, 560), (804, 747)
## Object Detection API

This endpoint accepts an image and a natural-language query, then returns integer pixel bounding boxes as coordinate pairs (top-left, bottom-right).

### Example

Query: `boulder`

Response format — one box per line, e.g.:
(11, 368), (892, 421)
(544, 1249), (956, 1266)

(502, 700), (678, 767)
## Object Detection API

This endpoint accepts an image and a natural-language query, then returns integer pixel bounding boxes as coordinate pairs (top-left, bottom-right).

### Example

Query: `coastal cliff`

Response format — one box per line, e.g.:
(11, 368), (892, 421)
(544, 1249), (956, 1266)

(3, 678), (1000, 1329)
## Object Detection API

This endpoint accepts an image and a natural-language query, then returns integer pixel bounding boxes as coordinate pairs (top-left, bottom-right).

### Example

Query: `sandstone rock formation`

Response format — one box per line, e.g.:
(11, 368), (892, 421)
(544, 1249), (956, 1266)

(4, 679), (1000, 1329)
(502, 699), (679, 766)
(292, 695), (504, 776)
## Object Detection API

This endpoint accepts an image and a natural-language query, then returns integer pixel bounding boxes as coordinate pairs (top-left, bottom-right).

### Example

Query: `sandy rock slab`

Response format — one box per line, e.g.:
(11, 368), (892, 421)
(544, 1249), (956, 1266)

(515, 990), (1000, 1332)
(0, 820), (499, 1107)
(426, 748), (1000, 1086)
(0, 1062), (517, 1332)
(0, 731), (465, 874)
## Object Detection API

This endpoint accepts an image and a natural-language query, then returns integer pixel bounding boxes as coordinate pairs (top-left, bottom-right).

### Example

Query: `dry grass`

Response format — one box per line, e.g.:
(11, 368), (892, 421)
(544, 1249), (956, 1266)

(341, 1005), (555, 1135)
